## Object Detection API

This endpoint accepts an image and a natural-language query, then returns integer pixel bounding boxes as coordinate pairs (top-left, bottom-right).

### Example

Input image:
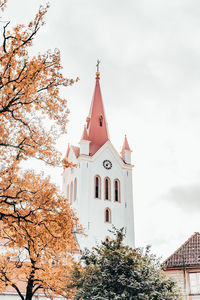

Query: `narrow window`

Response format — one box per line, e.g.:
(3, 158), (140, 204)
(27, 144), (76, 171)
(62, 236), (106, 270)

(104, 177), (111, 200)
(70, 181), (73, 203)
(114, 179), (120, 202)
(105, 179), (109, 199)
(115, 181), (118, 202)
(74, 178), (77, 201)
(99, 115), (103, 127)
(94, 175), (101, 199)
(96, 177), (99, 198)
(105, 208), (111, 223)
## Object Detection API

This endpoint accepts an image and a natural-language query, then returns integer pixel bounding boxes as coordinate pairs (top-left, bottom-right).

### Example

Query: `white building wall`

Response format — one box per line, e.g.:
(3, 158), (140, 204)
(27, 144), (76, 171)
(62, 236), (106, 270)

(63, 141), (135, 250)
(165, 269), (200, 300)
(123, 168), (135, 247)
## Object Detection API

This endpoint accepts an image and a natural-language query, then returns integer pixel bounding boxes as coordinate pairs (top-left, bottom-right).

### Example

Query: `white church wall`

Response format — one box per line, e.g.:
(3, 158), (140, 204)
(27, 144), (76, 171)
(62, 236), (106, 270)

(62, 73), (135, 252)
(63, 141), (135, 250)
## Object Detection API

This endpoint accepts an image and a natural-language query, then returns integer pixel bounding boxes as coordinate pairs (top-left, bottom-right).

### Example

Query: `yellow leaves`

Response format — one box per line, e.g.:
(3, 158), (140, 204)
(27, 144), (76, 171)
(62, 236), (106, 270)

(62, 157), (77, 169)
(0, 1), (81, 298)
(0, 169), (80, 297)
(0, 168), (80, 253)
(0, 3), (75, 170)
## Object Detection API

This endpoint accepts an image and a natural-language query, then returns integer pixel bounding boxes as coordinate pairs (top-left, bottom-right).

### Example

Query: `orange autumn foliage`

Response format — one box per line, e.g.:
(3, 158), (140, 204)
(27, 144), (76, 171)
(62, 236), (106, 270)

(0, 1), (80, 299)
(63, 157), (78, 169)
(0, 2), (78, 173)
(0, 171), (80, 299)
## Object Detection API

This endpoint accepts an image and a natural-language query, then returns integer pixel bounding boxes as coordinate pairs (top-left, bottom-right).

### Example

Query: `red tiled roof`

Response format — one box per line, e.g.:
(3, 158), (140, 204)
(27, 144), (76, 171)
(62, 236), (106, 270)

(71, 145), (80, 158)
(163, 232), (200, 269)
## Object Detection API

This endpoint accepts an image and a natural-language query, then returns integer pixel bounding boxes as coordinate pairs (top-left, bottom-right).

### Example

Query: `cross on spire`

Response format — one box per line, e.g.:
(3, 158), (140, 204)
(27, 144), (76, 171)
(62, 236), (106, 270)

(96, 59), (100, 78)
(96, 59), (100, 72)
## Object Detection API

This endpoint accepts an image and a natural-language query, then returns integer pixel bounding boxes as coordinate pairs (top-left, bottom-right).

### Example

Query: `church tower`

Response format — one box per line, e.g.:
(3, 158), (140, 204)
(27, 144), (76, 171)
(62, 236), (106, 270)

(62, 66), (135, 249)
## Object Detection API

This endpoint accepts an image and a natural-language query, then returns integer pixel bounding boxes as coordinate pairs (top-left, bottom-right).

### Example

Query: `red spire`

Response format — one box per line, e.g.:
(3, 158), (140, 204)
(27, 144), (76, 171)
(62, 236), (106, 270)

(121, 135), (131, 152)
(81, 125), (90, 141)
(86, 70), (109, 155)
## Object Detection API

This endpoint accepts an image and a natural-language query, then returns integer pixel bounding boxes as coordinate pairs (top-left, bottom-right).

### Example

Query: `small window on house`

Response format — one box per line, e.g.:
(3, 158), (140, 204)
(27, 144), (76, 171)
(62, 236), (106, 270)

(70, 181), (73, 203)
(74, 178), (77, 201)
(114, 179), (120, 202)
(105, 208), (111, 223)
(189, 273), (200, 294)
(94, 175), (101, 199)
(104, 177), (111, 200)
(99, 115), (103, 127)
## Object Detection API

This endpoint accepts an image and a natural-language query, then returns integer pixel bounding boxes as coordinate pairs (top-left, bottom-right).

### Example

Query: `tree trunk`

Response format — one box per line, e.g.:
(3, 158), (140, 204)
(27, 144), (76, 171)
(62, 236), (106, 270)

(25, 279), (34, 300)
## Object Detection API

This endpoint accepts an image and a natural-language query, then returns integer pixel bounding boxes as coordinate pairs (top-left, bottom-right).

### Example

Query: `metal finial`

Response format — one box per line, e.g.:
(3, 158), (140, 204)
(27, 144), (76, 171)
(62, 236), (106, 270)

(96, 59), (100, 73)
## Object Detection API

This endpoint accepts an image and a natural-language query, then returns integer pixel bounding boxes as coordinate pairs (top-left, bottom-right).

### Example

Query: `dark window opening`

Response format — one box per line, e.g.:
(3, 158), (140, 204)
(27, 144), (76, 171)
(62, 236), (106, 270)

(99, 116), (103, 127)
(105, 179), (109, 200)
(115, 180), (119, 202)
(95, 177), (99, 198)
(105, 209), (110, 222)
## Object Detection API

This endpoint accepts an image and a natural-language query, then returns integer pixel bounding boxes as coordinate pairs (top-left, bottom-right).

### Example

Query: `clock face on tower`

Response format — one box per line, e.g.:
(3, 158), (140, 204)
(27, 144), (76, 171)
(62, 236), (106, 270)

(103, 160), (112, 170)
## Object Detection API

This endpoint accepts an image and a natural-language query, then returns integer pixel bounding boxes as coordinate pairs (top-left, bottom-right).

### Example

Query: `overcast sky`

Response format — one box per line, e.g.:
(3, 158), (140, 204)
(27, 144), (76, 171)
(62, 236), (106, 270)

(3, 0), (200, 260)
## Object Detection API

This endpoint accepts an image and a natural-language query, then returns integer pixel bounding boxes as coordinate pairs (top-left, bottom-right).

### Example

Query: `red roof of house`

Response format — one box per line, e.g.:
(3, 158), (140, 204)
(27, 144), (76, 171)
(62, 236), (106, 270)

(163, 232), (200, 269)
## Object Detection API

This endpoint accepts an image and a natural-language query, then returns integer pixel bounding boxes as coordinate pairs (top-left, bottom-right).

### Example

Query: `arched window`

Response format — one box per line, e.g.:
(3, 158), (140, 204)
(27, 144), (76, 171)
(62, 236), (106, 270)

(74, 178), (77, 201)
(67, 184), (69, 199)
(94, 175), (101, 199)
(104, 177), (111, 200)
(105, 208), (111, 223)
(70, 181), (73, 203)
(114, 179), (120, 202)
(105, 236), (110, 243)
